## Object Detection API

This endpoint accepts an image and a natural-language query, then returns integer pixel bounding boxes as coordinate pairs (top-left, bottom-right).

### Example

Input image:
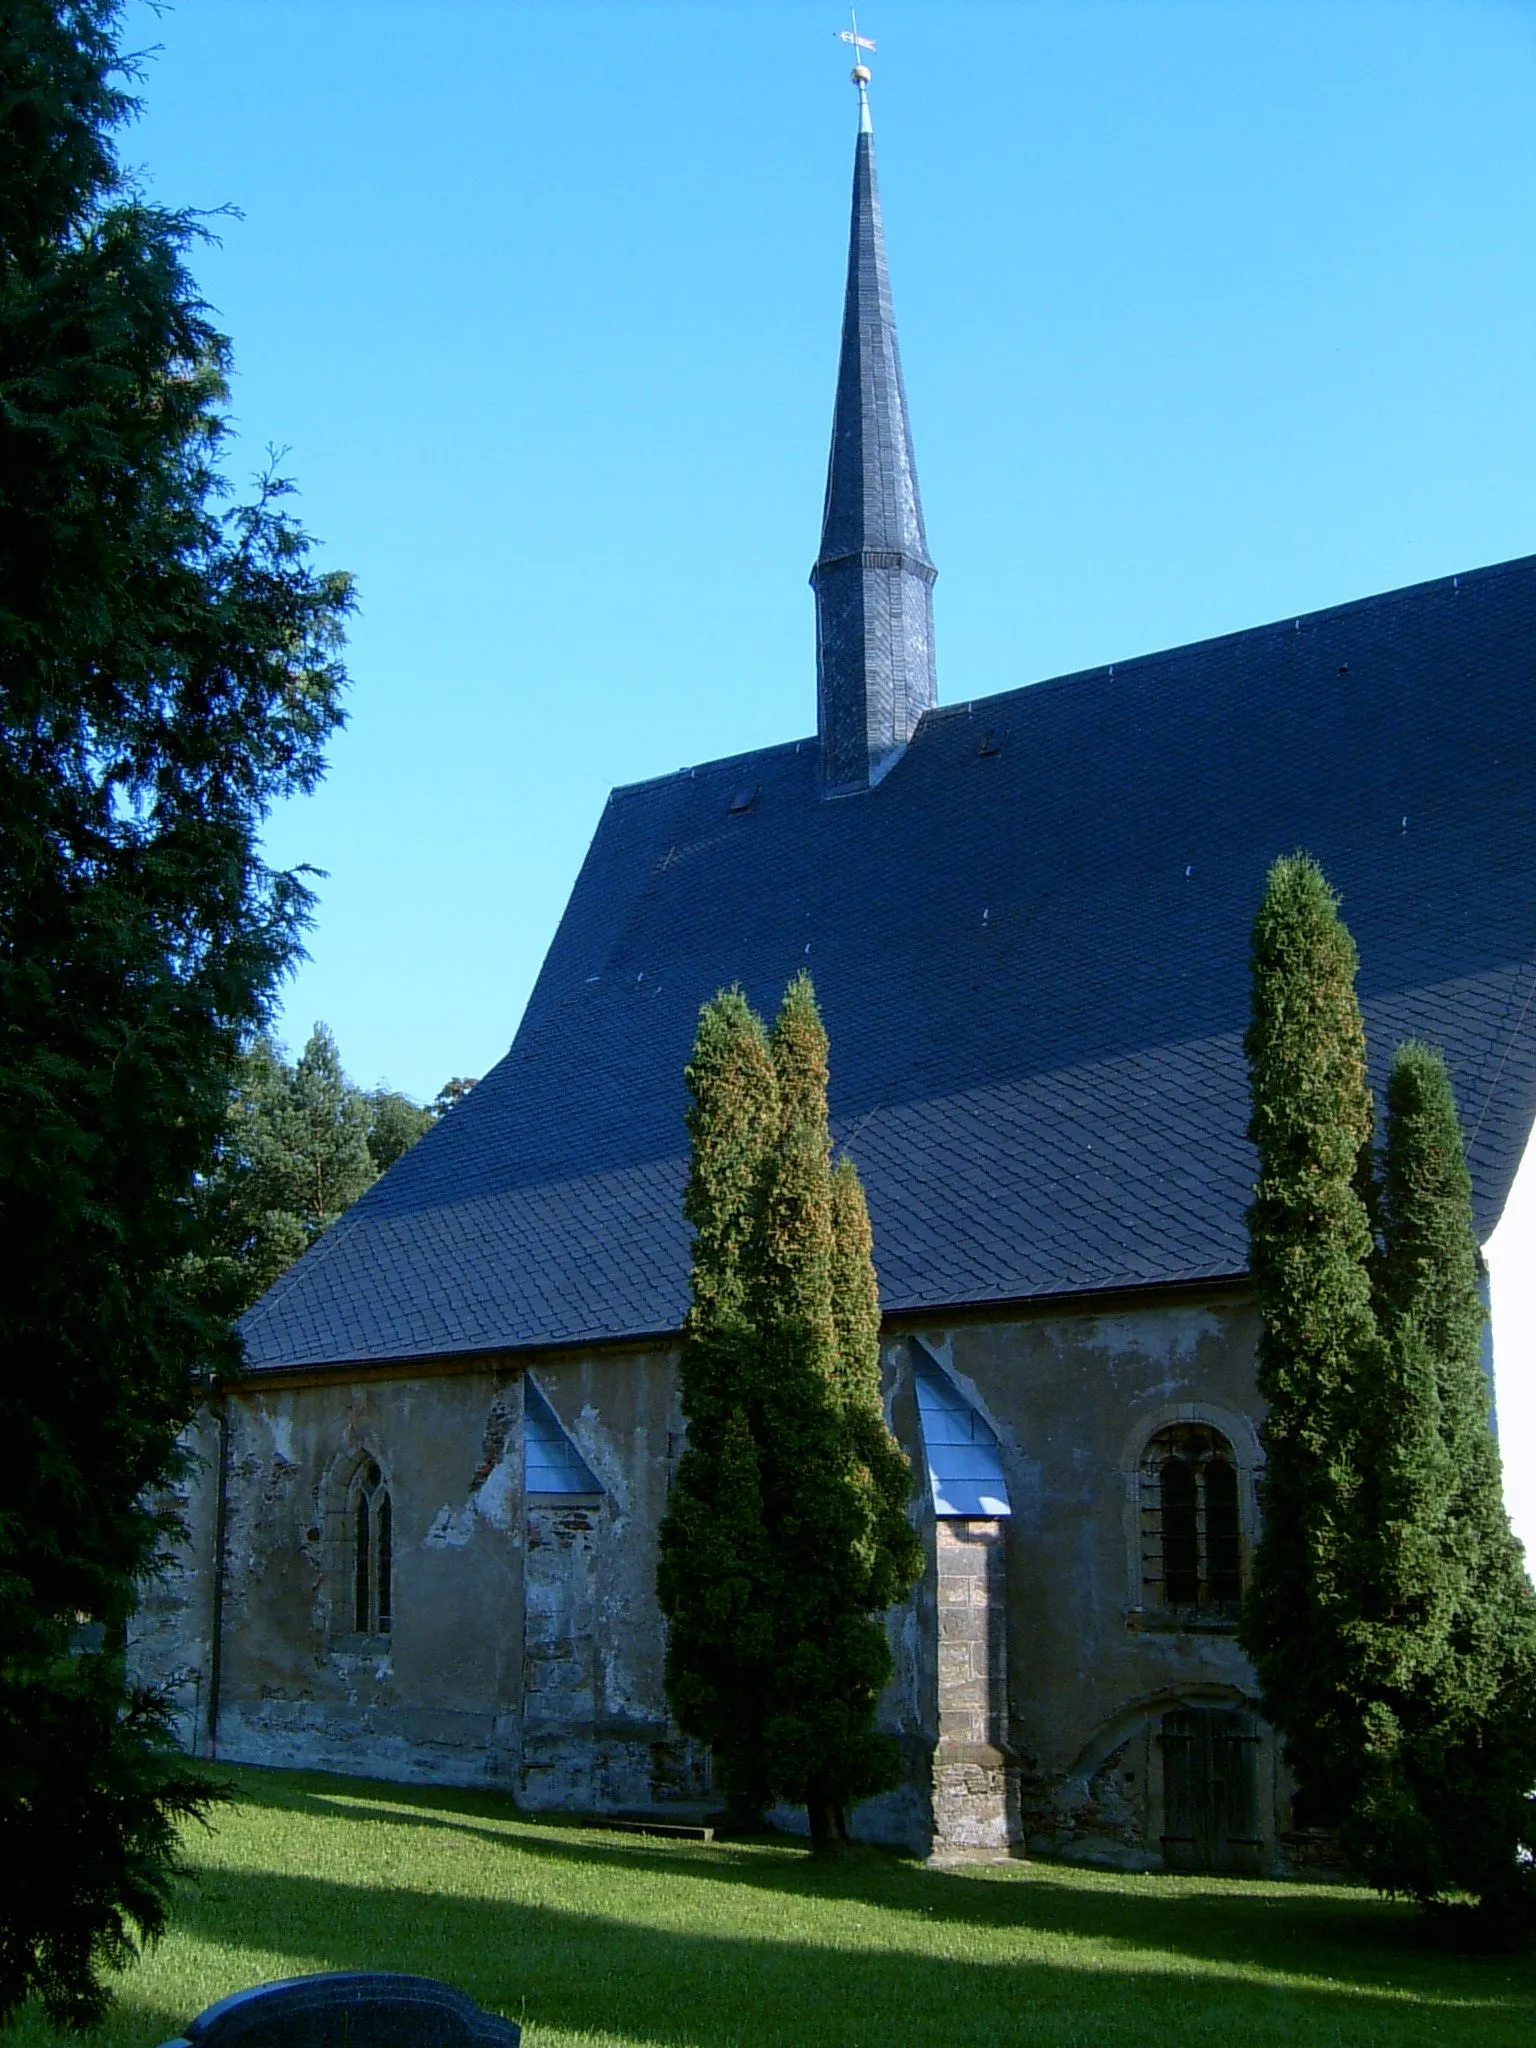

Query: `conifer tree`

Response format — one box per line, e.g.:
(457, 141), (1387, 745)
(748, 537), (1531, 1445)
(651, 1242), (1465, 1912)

(751, 975), (920, 1848)
(186, 1026), (433, 1317)
(656, 990), (780, 1820)
(0, 5), (351, 2022)
(1346, 1041), (1536, 1931)
(1242, 860), (1536, 1937)
(1239, 854), (1382, 1818)
(829, 1157), (924, 1617)
(658, 976), (920, 1846)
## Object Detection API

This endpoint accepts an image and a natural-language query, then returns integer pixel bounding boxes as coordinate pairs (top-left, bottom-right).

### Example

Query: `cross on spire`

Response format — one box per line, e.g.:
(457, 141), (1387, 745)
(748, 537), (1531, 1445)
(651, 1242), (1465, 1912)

(835, 8), (876, 128)
(836, 5), (876, 68)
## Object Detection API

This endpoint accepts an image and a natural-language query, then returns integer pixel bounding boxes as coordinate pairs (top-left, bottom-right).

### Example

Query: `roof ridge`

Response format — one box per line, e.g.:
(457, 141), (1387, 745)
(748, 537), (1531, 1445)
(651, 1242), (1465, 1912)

(611, 555), (1536, 796)
(917, 552), (1536, 733)
(608, 735), (810, 804)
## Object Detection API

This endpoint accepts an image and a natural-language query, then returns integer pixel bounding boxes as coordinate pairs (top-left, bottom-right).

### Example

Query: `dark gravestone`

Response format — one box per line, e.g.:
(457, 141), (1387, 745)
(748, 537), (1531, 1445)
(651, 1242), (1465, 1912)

(158, 1972), (519, 2048)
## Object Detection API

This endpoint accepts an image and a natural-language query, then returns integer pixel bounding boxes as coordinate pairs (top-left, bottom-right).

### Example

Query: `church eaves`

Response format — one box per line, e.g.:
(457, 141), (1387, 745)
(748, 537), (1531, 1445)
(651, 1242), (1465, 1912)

(812, 77), (937, 792)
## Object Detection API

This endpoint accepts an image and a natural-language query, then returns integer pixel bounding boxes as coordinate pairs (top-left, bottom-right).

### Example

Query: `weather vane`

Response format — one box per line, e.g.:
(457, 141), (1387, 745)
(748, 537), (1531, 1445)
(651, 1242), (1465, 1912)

(835, 6), (876, 87)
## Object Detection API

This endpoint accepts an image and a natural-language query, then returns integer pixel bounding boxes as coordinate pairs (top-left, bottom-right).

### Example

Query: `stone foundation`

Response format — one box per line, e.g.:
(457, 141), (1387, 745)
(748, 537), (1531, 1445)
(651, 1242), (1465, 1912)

(931, 1743), (1017, 1856)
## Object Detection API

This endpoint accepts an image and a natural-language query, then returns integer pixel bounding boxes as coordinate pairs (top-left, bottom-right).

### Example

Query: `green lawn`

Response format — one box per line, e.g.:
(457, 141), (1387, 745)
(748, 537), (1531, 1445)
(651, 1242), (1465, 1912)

(15, 1766), (1536, 2048)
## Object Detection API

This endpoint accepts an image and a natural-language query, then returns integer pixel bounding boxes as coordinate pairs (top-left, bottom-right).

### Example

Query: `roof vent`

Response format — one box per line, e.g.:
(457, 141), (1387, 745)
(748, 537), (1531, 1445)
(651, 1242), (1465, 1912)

(729, 784), (759, 814)
(977, 728), (1006, 759)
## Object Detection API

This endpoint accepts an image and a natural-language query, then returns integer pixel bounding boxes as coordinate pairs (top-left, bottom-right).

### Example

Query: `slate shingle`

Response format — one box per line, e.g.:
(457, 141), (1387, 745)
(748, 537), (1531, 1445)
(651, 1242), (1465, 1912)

(242, 556), (1536, 1370)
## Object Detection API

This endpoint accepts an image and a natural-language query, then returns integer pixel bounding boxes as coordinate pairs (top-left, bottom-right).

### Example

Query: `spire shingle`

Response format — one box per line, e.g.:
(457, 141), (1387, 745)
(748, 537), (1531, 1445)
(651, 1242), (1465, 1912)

(812, 99), (937, 790)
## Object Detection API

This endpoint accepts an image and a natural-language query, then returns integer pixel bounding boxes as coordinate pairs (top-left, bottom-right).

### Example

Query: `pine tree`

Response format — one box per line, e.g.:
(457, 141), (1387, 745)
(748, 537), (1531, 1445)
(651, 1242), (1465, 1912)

(1239, 854), (1382, 1819)
(1347, 1041), (1536, 1932)
(656, 990), (781, 1821)
(0, 5), (351, 2023)
(286, 1025), (378, 1225)
(365, 1081), (436, 1176)
(187, 1027), (433, 1317)
(751, 975), (920, 1848)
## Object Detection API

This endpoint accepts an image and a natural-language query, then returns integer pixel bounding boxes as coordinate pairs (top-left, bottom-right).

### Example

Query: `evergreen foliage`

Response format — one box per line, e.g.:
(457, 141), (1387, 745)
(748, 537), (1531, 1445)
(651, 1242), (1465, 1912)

(1242, 858), (1536, 1938)
(658, 976), (920, 1846)
(829, 1157), (922, 1619)
(1343, 1042), (1536, 1930)
(0, 4), (351, 2023)
(656, 990), (780, 1821)
(1240, 854), (1381, 1818)
(187, 1026), (435, 1317)
(431, 1074), (478, 1119)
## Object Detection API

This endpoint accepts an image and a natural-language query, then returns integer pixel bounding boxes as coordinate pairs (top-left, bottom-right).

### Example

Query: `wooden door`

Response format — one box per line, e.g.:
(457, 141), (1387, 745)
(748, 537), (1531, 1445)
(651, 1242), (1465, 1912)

(1159, 1708), (1263, 1873)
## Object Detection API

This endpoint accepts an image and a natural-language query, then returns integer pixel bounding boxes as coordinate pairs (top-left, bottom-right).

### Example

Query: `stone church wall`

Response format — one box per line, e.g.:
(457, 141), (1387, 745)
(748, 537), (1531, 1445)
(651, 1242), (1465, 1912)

(515, 1346), (706, 1812)
(126, 1406), (224, 1753)
(134, 1283), (1291, 1869)
(887, 1286), (1283, 1870)
(202, 1368), (528, 1785)
(133, 1343), (700, 1805)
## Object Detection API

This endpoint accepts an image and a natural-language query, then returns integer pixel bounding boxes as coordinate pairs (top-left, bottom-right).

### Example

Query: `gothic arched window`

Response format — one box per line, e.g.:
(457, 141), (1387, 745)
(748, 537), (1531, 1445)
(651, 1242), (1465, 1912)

(352, 1460), (392, 1635)
(1140, 1424), (1242, 1620)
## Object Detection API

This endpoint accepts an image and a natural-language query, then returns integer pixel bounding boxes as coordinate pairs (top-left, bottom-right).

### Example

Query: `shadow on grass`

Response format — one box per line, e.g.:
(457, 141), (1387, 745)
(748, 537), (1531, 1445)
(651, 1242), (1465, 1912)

(129, 1857), (1534, 2048)
(227, 1766), (1509, 1984)
(118, 1765), (1529, 2048)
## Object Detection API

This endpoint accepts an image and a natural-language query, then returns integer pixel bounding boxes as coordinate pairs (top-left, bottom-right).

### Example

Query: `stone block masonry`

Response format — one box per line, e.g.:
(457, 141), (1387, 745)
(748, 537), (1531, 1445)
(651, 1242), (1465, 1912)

(929, 1516), (1017, 1856)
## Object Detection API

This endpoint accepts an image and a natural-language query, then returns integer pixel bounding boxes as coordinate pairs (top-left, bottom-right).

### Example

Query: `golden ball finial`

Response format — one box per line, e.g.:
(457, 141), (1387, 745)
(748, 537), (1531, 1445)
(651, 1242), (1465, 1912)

(851, 62), (871, 84)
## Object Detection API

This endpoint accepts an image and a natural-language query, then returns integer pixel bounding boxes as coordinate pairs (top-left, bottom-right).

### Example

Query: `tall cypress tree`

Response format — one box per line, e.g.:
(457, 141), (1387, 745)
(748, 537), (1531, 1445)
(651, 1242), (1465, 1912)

(658, 976), (919, 1846)
(1348, 1041), (1536, 1930)
(829, 1156), (923, 1618)
(1242, 861), (1536, 1936)
(656, 990), (780, 1820)
(751, 975), (920, 1848)
(1239, 854), (1382, 1818)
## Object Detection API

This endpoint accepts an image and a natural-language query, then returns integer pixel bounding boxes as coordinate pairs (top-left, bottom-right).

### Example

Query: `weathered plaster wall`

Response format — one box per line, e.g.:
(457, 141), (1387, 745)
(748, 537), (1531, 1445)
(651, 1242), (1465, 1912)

(518, 1347), (705, 1811)
(126, 1407), (223, 1753)
(884, 1288), (1280, 1871)
(212, 1368), (527, 1784)
(135, 1288), (1283, 1867)
(134, 1344), (698, 1801)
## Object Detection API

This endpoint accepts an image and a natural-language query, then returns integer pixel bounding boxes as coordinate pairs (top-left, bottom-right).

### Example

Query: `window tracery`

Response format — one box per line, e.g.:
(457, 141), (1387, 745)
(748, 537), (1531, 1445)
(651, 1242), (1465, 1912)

(352, 1459), (392, 1635)
(1140, 1424), (1242, 1620)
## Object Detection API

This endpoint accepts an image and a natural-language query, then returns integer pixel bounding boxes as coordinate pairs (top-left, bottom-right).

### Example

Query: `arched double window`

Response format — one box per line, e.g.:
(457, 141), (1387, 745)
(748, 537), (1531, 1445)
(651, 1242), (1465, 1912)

(353, 1460), (392, 1636)
(1140, 1424), (1241, 1619)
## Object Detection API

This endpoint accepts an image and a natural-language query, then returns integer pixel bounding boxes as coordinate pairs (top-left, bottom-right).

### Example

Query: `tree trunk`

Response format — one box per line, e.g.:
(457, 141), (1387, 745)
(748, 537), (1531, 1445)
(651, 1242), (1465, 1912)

(806, 1797), (839, 1853)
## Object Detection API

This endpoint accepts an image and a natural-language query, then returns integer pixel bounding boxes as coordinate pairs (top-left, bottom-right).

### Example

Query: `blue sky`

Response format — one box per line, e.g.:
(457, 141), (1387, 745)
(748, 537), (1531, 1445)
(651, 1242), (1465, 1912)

(124, 0), (1536, 1101)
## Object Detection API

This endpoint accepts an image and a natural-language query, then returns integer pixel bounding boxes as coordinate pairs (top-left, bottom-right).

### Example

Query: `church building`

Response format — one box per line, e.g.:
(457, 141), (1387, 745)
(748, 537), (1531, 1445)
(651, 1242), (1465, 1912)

(134, 72), (1536, 1869)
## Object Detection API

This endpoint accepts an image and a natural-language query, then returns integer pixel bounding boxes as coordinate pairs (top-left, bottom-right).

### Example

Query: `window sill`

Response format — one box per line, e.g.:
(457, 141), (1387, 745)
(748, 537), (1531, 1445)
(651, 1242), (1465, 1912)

(1126, 1611), (1239, 1636)
(329, 1633), (392, 1655)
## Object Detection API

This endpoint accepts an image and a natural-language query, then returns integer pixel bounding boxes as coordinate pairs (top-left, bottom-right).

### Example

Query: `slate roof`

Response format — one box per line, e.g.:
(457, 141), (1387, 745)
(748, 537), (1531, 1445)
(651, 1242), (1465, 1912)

(243, 554), (1536, 1371)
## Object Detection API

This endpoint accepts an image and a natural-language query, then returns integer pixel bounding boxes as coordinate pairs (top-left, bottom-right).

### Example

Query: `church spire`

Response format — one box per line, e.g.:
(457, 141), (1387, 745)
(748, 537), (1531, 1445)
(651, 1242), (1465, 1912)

(811, 52), (937, 792)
